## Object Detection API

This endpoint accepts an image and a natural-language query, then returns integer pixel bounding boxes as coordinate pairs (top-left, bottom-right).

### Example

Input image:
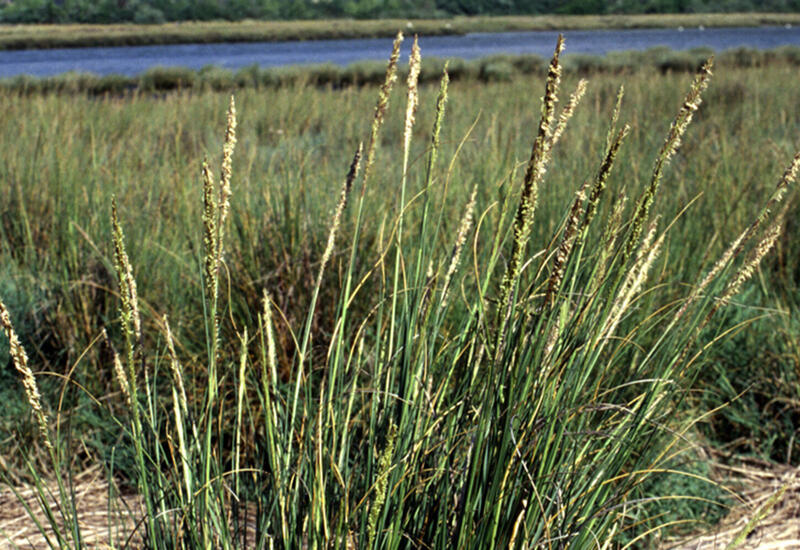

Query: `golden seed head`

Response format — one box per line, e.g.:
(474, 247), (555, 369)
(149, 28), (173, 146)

(261, 290), (279, 385)
(430, 65), (449, 153)
(625, 59), (712, 261)
(498, 35), (565, 326)
(202, 158), (218, 301)
(163, 316), (188, 415)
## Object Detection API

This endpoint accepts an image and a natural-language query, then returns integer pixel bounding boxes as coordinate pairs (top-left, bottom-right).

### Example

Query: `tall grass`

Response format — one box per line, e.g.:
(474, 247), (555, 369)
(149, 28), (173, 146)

(1, 35), (799, 547)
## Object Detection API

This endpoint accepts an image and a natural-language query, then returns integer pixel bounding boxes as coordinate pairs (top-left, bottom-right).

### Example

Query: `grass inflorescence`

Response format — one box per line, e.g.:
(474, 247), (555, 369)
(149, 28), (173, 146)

(0, 34), (798, 548)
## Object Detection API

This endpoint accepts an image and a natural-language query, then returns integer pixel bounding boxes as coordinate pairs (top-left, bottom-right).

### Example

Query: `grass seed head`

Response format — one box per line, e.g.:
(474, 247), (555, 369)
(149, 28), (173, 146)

(625, 58), (712, 260)
(583, 124), (630, 236)
(403, 36), (422, 155)
(318, 144), (363, 287)
(366, 422), (398, 548)
(441, 184), (478, 308)
(218, 95), (237, 234)
(431, 65), (449, 155)
(498, 34), (565, 328)
(103, 328), (131, 406)
(720, 219), (783, 307)
(0, 297), (52, 452)
(202, 158), (218, 302)
(363, 31), (403, 192)
(549, 78), (587, 149)
(163, 316), (188, 417)
(111, 196), (141, 345)
(604, 218), (664, 341)
(261, 290), (279, 384)
(545, 180), (588, 310)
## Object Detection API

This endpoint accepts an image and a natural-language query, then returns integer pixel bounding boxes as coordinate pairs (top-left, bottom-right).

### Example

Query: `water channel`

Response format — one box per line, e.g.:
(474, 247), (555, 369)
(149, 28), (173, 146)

(1, 24), (799, 78)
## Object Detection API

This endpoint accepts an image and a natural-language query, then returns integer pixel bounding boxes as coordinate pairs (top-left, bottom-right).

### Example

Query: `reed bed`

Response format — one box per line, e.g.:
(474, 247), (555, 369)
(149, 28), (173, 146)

(0, 34), (799, 548)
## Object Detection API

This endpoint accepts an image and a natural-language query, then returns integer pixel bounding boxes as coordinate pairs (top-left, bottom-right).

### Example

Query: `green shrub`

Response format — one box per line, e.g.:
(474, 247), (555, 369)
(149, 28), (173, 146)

(133, 3), (166, 24)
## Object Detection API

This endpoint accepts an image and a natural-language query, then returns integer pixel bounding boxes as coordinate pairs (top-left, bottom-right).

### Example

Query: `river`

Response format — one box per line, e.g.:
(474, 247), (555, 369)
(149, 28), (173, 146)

(1, 24), (799, 78)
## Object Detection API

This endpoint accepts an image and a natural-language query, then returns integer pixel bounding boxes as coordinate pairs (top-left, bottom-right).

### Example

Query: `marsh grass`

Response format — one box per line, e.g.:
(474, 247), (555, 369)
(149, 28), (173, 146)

(0, 34), (799, 548)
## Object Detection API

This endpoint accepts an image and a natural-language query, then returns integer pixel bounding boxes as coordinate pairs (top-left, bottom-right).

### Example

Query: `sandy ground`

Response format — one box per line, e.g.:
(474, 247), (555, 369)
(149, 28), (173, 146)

(1, 456), (798, 549)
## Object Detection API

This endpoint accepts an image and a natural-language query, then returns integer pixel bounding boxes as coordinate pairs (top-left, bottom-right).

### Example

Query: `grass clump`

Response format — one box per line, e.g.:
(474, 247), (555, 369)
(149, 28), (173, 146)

(1, 33), (798, 548)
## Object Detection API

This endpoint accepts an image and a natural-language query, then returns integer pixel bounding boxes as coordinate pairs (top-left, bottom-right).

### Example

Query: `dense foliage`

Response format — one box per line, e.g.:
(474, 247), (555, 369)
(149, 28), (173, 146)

(1, 0), (799, 23)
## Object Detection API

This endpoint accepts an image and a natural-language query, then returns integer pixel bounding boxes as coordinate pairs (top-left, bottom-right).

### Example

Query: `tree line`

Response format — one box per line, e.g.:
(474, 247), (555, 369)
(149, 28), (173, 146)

(1, 0), (798, 24)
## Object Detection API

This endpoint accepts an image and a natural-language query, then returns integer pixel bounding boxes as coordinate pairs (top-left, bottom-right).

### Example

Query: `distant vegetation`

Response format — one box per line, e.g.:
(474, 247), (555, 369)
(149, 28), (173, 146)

(1, 0), (799, 23)
(5, 13), (800, 51)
